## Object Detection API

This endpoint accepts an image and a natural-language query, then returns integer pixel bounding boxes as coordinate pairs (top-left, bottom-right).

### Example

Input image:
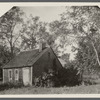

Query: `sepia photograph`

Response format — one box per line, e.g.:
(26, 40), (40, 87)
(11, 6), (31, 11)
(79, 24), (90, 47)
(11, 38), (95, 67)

(0, 3), (100, 96)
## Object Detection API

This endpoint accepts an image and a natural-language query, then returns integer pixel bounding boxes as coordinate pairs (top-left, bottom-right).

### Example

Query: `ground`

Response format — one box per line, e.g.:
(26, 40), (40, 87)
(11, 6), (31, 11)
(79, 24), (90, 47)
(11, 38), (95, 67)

(0, 85), (100, 94)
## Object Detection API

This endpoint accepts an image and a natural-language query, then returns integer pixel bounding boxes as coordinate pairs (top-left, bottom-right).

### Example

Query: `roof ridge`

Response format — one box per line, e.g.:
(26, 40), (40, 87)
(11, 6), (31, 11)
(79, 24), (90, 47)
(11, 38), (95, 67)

(26, 47), (49, 66)
(3, 47), (50, 68)
(20, 48), (39, 53)
(26, 50), (40, 66)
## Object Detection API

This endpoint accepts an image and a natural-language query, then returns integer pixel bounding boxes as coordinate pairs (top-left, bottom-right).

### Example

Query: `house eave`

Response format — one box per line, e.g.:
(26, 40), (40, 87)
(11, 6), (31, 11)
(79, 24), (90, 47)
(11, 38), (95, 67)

(3, 65), (32, 69)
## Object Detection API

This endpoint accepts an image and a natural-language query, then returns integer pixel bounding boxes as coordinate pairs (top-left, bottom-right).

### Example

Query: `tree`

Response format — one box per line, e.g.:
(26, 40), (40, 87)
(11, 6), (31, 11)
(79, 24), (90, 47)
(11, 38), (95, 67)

(49, 20), (74, 56)
(61, 53), (70, 63)
(61, 6), (100, 66)
(20, 15), (49, 50)
(0, 45), (11, 66)
(0, 6), (24, 58)
(60, 6), (100, 84)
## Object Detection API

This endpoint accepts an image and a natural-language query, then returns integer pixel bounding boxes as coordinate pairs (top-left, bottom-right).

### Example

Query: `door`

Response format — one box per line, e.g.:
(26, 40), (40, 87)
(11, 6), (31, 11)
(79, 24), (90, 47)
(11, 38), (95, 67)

(23, 68), (30, 86)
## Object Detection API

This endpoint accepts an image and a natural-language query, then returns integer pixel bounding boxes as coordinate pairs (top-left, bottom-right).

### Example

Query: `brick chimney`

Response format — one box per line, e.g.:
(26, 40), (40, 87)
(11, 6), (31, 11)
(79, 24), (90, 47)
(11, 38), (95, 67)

(39, 40), (47, 52)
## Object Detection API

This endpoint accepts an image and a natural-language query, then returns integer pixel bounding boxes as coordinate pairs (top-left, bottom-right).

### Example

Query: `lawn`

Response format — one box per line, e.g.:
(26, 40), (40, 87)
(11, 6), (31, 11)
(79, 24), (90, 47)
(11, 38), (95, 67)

(0, 84), (100, 94)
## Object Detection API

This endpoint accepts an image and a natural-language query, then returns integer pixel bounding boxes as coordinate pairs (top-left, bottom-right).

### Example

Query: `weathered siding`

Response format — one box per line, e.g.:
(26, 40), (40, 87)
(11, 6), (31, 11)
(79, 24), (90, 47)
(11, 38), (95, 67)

(32, 48), (62, 84)
(3, 67), (32, 85)
(3, 68), (23, 83)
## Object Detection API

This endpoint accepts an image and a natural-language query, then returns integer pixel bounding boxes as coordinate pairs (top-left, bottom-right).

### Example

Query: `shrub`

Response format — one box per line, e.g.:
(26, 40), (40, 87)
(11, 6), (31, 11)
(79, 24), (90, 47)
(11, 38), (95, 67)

(83, 74), (100, 85)
(34, 70), (60, 87)
(34, 67), (81, 87)
(0, 82), (23, 91)
(58, 67), (81, 86)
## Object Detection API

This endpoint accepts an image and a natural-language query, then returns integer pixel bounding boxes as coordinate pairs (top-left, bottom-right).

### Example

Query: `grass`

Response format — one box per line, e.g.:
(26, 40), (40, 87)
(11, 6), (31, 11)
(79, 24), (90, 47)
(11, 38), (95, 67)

(1, 84), (100, 94)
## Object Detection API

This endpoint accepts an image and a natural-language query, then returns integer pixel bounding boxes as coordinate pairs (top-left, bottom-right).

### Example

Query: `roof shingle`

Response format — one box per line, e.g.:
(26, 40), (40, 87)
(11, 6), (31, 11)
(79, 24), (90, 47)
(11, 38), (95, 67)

(3, 48), (48, 68)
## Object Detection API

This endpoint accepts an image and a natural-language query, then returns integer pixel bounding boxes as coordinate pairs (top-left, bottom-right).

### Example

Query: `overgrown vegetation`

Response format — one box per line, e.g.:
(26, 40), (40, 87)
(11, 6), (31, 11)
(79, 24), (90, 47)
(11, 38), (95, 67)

(34, 66), (81, 87)
(0, 82), (23, 91)
(1, 85), (100, 94)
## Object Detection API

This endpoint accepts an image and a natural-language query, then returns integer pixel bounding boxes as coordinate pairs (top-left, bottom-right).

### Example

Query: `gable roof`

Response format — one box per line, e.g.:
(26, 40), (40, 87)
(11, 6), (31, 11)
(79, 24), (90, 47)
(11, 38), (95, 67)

(3, 48), (49, 69)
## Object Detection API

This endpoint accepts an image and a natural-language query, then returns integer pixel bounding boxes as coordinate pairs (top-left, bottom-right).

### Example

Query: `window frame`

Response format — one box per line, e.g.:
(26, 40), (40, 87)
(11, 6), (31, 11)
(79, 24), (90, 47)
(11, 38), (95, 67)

(8, 69), (12, 81)
(14, 69), (19, 81)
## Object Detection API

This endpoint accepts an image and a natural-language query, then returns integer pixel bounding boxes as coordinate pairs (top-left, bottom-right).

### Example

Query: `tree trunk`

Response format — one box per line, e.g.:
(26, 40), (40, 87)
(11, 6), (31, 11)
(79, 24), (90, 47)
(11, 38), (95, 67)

(10, 31), (14, 59)
(91, 41), (100, 66)
(31, 38), (34, 49)
(10, 43), (14, 59)
(31, 33), (34, 49)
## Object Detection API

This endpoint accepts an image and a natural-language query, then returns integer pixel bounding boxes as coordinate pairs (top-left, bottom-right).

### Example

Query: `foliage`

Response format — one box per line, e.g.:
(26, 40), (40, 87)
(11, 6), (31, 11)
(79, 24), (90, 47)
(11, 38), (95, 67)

(1, 84), (100, 94)
(20, 15), (49, 50)
(59, 6), (100, 84)
(0, 45), (11, 66)
(0, 82), (23, 91)
(0, 6), (24, 58)
(33, 61), (81, 87)
(61, 53), (70, 63)
(34, 70), (59, 87)
(49, 20), (73, 56)
(58, 62), (81, 86)
(75, 39), (100, 85)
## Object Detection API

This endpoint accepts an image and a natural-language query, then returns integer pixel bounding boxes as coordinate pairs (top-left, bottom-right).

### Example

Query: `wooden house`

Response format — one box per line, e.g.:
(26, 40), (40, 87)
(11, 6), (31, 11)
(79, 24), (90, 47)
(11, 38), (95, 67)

(3, 44), (63, 86)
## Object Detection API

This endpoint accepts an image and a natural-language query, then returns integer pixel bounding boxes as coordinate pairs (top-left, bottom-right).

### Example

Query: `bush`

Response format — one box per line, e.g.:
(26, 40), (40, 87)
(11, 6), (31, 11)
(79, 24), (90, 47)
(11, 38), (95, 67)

(34, 70), (60, 87)
(34, 67), (81, 87)
(58, 67), (81, 86)
(83, 74), (100, 85)
(0, 82), (23, 91)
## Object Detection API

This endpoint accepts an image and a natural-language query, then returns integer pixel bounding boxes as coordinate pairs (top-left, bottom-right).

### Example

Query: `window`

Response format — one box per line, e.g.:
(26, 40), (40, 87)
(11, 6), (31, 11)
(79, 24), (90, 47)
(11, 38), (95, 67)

(8, 69), (12, 81)
(14, 69), (19, 81)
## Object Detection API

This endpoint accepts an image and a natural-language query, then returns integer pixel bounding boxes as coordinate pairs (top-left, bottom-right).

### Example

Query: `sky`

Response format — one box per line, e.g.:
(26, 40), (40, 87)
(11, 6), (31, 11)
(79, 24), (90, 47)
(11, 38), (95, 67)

(0, 6), (12, 17)
(20, 6), (66, 23)
(0, 6), (66, 22)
